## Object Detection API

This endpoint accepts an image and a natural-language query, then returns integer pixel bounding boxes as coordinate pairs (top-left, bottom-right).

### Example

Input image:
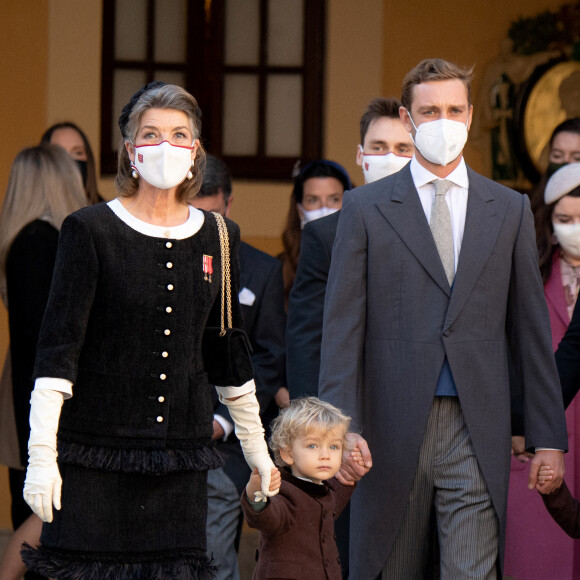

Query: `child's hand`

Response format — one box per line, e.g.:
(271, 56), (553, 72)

(337, 434), (372, 486)
(537, 464), (554, 486)
(246, 467), (280, 503)
(350, 447), (366, 468)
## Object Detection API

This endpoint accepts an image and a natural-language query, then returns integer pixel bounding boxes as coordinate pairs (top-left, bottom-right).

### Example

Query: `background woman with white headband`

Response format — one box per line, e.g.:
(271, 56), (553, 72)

(505, 162), (580, 580)
(20, 82), (279, 580)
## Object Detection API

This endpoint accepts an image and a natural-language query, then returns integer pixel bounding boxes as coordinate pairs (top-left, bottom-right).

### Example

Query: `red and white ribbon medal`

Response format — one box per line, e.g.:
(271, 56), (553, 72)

(203, 254), (213, 283)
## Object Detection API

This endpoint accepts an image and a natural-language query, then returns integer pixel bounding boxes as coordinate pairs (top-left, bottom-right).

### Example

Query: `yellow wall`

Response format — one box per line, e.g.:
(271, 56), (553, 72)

(0, 0), (48, 529)
(382, 0), (571, 175)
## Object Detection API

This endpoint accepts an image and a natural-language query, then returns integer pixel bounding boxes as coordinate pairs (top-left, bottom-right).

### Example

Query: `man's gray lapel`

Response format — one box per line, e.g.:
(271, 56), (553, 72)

(375, 165), (451, 297)
(444, 168), (505, 330)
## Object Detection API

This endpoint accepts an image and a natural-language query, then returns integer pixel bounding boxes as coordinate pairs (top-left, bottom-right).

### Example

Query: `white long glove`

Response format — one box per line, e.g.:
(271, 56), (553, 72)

(220, 390), (279, 501)
(23, 388), (64, 523)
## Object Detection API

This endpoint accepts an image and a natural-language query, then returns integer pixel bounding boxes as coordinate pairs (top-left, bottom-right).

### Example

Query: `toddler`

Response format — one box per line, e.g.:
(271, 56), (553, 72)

(241, 397), (366, 579)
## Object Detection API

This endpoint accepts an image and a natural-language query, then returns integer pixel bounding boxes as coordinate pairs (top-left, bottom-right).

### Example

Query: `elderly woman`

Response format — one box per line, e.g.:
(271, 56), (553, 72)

(20, 83), (278, 580)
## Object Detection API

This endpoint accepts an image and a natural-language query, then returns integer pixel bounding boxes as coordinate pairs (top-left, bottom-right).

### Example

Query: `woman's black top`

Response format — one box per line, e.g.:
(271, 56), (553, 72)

(33, 202), (244, 473)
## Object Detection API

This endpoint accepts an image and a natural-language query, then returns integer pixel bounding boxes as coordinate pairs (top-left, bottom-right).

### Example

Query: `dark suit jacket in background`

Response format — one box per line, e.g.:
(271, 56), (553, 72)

(556, 296), (580, 409)
(286, 212), (339, 398)
(214, 241), (286, 493)
(318, 164), (568, 579)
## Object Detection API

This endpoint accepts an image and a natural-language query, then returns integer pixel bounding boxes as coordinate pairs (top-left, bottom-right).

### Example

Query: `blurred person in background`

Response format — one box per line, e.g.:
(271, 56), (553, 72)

(287, 97), (413, 400)
(528, 118), (580, 216)
(41, 121), (102, 204)
(279, 159), (351, 309)
(506, 162), (580, 580)
(192, 153), (287, 580)
(0, 144), (87, 580)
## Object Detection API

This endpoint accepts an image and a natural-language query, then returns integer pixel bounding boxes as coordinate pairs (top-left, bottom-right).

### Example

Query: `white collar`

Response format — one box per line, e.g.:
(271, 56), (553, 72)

(107, 198), (204, 239)
(295, 475), (324, 485)
(410, 156), (469, 190)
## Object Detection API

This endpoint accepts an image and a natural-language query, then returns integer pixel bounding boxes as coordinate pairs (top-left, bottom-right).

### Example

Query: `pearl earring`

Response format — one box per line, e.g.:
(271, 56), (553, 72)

(131, 166), (138, 180)
(186, 161), (194, 180)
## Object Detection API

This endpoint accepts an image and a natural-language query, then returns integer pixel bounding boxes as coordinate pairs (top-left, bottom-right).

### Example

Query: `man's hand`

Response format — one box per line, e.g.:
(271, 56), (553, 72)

(212, 419), (225, 440)
(529, 449), (564, 494)
(274, 387), (290, 409)
(335, 433), (372, 486)
(511, 436), (533, 463)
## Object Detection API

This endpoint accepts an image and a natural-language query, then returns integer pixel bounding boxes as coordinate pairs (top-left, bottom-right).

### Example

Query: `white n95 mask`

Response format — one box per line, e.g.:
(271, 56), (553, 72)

(132, 140), (194, 190)
(408, 112), (468, 167)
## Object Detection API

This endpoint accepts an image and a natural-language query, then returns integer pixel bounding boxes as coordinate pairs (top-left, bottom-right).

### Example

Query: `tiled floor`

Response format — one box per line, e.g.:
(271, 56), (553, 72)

(0, 526), (259, 580)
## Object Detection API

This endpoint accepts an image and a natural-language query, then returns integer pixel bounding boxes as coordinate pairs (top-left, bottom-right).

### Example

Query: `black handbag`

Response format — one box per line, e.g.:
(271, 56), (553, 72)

(202, 212), (254, 386)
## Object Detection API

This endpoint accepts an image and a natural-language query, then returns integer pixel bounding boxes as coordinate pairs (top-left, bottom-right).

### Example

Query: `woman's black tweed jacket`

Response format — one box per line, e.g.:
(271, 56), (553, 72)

(22, 202), (248, 578)
(33, 202), (244, 473)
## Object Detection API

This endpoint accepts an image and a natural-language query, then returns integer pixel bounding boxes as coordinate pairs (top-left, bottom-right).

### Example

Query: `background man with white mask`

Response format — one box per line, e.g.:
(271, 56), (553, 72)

(356, 97), (414, 183)
(318, 58), (567, 579)
(286, 96), (413, 579)
(287, 96), (413, 399)
(191, 154), (287, 580)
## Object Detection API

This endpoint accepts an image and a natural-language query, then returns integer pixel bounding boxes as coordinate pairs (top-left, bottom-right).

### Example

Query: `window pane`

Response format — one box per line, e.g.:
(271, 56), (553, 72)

(112, 70), (147, 148)
(268, 0), (304, 66)
(115, 0), (147, 61)
(224, 0), (260, 66)
(154, 0), (187, 63)
(223, 74), (259, 156)
(154, 71), (186, 88)
(266, 75), (303, 157)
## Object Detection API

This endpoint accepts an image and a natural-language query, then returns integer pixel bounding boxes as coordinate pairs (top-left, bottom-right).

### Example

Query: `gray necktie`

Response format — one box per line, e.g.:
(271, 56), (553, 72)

(430, 179), (454, 286)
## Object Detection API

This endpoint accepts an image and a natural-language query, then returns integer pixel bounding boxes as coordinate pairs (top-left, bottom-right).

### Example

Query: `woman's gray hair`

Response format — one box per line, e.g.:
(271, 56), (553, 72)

(269, 397), (351, 467)
(115, 84), (206, 203)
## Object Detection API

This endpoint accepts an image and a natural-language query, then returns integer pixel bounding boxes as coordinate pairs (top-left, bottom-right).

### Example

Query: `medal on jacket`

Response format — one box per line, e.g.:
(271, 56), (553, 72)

(203, 254), (213, 282)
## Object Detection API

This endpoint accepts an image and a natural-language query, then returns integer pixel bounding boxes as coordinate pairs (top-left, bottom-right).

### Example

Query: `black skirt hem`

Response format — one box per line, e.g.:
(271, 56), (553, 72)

(58, 439), (224, 474)
(21, 543), (217, 580)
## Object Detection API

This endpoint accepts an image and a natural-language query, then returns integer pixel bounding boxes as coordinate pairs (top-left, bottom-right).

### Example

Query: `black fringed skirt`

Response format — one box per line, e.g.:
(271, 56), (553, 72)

(21, 462), (218, 579)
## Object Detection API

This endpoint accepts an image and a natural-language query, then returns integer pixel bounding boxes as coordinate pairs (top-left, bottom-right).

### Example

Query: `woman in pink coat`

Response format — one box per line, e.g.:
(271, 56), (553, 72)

(505, 158), (580, 579)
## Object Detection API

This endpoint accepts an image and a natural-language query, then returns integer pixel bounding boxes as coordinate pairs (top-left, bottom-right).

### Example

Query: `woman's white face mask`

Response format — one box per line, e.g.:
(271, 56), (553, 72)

(132, 140), (195, 190)
(298, 205), (339, 228)
(553, 222), (580, 259)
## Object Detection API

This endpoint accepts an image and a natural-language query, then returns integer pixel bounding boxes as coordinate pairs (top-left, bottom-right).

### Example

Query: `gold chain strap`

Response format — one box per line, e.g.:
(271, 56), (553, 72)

(213, 212), (232, 336)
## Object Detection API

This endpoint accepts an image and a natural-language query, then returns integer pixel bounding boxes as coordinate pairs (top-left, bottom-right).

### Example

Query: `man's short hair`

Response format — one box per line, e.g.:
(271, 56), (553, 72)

(360, 97), (402, 145)
(401, 58), (475, 111)
(199, 153), (232, 201)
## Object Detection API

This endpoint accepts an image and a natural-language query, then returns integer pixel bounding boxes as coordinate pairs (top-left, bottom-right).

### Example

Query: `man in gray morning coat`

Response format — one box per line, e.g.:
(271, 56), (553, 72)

(318, 58), (567, 579)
